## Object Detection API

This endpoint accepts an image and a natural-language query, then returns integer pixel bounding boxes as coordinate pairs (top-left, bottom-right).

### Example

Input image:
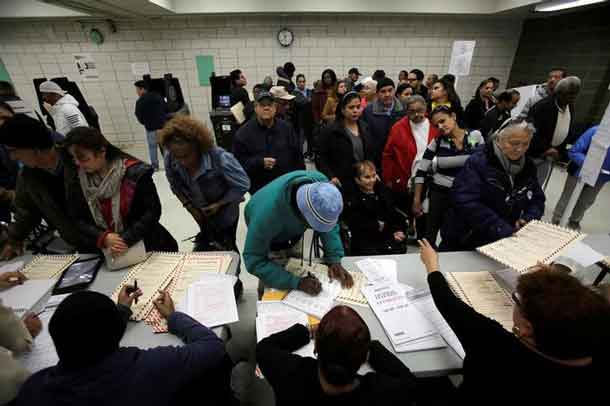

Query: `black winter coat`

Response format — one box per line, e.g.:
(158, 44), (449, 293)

(526, 95), (575, 159)
(440, 144), (545, 251)
(317, 120), (373, 186)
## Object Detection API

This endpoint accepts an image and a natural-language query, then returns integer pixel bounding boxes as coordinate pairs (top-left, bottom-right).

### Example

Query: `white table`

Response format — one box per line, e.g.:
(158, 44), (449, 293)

(14, 251), (240, 348)
(340, 233), (610, 377)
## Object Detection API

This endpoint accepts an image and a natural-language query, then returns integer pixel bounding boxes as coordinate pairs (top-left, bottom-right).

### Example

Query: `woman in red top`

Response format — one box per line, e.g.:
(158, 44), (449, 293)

(382, 95), (439, 239)
(63, 127), (177, 256)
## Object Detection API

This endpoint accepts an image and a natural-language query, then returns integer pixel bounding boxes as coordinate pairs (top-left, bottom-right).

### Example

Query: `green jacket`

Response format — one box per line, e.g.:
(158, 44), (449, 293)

(244, 170), (344, 289)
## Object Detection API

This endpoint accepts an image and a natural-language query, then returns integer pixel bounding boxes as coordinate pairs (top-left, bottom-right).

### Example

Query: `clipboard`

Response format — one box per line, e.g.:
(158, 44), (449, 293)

(103, 240), (148, 271)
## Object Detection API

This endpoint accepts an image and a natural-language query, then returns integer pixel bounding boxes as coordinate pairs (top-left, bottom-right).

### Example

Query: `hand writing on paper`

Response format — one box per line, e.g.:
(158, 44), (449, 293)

(418, 239), (439, 274)
(153, 290), (175, 319)
(118, 284), (143, 307)
(0, 271), (26, 288)
(328, 263), (354, 289)
(23, 313), (42, 338)
(298, 274), (322, 296)
(104, 233), (128, 256)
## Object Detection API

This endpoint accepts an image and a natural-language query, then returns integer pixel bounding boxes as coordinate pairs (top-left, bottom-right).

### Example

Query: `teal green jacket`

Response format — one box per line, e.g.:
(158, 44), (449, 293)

(244, 170), (345, 290)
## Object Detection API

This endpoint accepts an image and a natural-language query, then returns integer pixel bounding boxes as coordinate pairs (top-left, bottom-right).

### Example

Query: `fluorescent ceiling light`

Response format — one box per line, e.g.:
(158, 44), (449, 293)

(535, 0), (607, 12)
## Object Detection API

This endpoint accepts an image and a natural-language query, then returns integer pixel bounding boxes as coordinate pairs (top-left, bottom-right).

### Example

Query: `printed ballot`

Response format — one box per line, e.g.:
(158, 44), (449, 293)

(362, 283), (436, 347)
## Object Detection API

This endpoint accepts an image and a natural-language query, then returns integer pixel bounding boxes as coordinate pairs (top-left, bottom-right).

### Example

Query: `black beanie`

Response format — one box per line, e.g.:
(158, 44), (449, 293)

(0, 114), (54, 149)
(49, 291), (127, 370)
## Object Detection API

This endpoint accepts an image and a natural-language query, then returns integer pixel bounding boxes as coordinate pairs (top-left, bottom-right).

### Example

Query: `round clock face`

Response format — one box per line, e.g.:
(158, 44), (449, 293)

(277, 28), (294, 47)
(90, 28), (104, 45)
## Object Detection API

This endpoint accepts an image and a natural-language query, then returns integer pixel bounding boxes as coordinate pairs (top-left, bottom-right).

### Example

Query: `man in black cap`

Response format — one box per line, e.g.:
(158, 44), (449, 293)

(15, 288), (235, 406)
(362, 77), (407, 169)
(0, 115), (95, 259)
(232, 91), (305, 194)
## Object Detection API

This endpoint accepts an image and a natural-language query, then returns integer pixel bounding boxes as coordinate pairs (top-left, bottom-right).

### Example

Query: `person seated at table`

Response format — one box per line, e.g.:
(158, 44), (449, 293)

(15, 288), (236, 406)
(256, 305), (417, 406)
(418, 239), (610, 405)
(0, 271), (42, 404)
(63, 127), (178, 256)
(440, 120), (544, 251)
(342, 161), (406, 255)
(244, 170), (353, 297)
(0, 115), (97, 260)
(160, 115), (250, 252)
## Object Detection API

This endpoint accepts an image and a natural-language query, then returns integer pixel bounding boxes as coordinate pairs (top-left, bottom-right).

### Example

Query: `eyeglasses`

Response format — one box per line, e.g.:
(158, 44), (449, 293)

(511, 291), (521, 306)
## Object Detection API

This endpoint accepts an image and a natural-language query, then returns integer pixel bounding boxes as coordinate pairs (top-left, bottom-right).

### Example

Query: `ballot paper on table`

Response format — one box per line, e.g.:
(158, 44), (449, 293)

(560, 241), (605, 268)
(0, 278), (56, 318)
(177, 273), (239, 328)
(282, 272), (341, 319)
(362, 283), (436, 347)
(355, 258), (398, 285)
(15, 294), (70, 373)
(256, 301), (309, 342)
(407, 289), (464, 359)
(103, 240), (147, 271)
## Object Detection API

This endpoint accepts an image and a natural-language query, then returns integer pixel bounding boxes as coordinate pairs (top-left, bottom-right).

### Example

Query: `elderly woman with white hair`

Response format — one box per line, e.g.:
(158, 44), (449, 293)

(440, 119), (545, 251)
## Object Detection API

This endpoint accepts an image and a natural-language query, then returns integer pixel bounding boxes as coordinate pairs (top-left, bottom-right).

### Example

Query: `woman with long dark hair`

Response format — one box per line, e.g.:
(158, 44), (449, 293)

(464, 79), (495, 130)
(428, 77), (464, 126)
(321, 80), (347, 123)
(63, 127), (178, 256)
(317, 91), (372, 188)
(312, 69), (337, 125)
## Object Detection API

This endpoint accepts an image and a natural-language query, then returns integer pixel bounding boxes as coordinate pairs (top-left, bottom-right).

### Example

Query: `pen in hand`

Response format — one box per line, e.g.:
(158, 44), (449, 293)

(134, 279), (138, 304)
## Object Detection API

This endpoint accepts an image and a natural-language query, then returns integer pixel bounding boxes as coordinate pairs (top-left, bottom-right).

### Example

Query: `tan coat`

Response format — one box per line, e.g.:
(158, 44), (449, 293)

(0, 300), (32, 404)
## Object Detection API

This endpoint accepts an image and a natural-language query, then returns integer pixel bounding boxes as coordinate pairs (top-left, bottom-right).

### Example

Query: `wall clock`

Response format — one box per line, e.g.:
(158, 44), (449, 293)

(277, 28), (294, 47)
(89, 28), (105, 45)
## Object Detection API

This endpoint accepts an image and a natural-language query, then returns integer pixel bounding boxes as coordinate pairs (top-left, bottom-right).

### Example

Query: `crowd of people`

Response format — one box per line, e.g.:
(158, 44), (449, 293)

(1, 59), (609, 405)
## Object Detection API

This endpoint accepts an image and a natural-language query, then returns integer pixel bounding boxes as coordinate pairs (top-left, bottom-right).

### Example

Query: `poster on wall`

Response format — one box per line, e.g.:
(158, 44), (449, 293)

(448, 41), (476, 77)
(131, 62), (150, 77)
(73, 54), (99, 81)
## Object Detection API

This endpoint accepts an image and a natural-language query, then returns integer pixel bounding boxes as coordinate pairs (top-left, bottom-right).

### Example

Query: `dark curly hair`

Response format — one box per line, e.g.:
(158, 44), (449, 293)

(159, 115), (215, 153)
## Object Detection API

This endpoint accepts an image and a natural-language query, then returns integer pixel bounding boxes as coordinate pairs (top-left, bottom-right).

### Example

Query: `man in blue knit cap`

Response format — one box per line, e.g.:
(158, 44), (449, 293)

(244, 170), (353, 297)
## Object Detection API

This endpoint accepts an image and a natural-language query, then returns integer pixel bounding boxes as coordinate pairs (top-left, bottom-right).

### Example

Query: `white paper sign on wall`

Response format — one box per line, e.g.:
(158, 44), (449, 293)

(448, 40), (476, 77)
(579, 103), (610, 186)
(131, 62), (151, 77)
(73, 54), (98, 81)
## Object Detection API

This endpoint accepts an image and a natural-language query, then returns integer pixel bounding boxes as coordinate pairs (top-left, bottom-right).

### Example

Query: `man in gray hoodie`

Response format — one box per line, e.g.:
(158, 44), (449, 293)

(517, 68), (567, 120)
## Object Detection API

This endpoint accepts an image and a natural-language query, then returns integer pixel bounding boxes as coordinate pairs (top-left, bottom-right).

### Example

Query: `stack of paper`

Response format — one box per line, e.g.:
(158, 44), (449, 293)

(176, 273), (238, 328)
(408, 289), (465, 359)
(355, 258), (398, 285)
(361, 283), (438, 352)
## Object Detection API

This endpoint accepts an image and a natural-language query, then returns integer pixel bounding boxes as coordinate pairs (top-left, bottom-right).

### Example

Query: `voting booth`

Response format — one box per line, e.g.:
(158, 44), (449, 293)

(209, 73), (238, 151)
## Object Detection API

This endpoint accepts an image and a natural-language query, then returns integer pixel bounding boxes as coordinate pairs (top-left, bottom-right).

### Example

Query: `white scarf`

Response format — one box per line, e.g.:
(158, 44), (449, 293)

(78, 158), (127, 233)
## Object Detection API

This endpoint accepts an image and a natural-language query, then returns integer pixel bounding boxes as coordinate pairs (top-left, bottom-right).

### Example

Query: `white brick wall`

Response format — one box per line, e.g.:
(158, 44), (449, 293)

(0, 15), (522, 146)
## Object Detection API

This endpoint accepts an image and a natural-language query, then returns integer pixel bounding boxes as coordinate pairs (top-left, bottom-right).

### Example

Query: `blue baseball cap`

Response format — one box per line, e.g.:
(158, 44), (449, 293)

(296, 182), (343, 233)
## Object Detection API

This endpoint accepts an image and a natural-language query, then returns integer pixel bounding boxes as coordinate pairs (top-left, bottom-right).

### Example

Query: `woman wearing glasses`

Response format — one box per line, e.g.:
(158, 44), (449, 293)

(440, 120), (544, 251)
(382, 95), (439, 239)
(418, 239), (610, 405)
(413, 105), (484, 247)
(317, 91), (373, 189)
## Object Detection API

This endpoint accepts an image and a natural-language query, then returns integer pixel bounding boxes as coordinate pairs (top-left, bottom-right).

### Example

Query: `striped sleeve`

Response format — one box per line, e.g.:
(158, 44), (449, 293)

(414, 138), (439, 184)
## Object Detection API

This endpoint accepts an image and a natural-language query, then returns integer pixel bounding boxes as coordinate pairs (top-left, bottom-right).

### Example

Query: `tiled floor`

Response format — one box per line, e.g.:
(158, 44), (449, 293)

(124, 143), (610, 405)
